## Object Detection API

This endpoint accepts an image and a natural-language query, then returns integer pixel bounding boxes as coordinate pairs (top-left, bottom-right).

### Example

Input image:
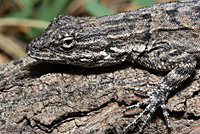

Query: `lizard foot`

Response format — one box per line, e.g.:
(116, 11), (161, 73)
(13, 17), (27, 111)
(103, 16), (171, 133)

(123, 89), (171, 133)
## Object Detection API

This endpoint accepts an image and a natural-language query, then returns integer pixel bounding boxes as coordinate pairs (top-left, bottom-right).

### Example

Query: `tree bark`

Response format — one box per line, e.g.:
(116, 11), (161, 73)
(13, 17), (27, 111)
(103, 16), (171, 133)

(0, 57), (200, 134)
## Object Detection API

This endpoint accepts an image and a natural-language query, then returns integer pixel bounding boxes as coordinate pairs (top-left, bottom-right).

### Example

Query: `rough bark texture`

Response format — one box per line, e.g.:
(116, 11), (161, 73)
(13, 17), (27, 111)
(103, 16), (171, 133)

(0, 57), (200, 134)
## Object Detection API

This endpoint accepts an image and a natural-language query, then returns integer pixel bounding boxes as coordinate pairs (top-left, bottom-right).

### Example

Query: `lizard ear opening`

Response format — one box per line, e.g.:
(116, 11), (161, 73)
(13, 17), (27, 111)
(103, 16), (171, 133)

(62, 37), (75, 49)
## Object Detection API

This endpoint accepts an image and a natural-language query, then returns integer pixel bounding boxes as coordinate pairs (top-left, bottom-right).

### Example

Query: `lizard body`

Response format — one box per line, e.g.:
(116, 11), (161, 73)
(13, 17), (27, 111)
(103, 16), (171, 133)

(26, 0), (200, 133)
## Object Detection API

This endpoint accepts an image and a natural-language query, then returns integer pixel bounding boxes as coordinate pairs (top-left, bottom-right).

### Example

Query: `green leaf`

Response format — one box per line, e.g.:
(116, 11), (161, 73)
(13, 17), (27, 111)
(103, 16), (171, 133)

(27, 0), (71, 39)
(5, 0), (39, 18)
(130, 0), (155, 7)
(35, 0), (71, 21)
(85, 0), (114, 17)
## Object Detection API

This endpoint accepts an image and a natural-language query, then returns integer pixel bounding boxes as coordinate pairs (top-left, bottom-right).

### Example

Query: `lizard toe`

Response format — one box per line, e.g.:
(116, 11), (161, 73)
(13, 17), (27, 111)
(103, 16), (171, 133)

(124, 89), (169, 133)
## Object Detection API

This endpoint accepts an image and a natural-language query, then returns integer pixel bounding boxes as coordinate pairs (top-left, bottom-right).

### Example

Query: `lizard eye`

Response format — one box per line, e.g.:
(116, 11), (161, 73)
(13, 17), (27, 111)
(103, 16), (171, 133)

(62, 37), (75, 49)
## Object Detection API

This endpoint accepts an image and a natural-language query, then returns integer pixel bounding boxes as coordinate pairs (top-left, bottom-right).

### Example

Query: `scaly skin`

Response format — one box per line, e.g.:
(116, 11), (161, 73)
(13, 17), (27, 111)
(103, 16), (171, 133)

(26, 0), (200, 133)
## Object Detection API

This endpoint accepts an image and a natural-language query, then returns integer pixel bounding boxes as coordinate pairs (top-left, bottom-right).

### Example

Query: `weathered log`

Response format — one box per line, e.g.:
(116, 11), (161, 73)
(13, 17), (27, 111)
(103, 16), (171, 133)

(0, 57), (200, 133)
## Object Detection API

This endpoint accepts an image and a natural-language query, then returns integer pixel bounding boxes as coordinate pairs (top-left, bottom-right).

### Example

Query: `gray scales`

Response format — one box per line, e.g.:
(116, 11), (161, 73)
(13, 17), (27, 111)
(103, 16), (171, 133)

(26, 0), (200, 133)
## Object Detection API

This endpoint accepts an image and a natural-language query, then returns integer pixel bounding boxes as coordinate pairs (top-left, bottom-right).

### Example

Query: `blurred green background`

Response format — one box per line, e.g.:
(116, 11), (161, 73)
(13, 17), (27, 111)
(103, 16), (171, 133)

(0, 0), (176, 65)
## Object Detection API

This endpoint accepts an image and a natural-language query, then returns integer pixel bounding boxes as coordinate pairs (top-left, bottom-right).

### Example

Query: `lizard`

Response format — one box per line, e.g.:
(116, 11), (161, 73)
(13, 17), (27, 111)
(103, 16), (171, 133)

(26, 0), (200, 133)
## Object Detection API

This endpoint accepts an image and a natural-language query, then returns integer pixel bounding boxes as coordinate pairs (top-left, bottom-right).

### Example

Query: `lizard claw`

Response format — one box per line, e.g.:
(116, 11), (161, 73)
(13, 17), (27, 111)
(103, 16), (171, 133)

(123, 89), (171, 133)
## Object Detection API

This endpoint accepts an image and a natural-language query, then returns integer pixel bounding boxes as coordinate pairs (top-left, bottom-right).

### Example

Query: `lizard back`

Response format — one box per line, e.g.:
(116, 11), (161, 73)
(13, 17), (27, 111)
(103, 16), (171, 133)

(26, 0), (200, 66)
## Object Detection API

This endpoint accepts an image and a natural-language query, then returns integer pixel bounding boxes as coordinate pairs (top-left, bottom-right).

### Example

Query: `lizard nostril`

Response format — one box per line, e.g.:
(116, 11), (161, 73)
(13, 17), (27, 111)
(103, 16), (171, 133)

(26, 45), (30, 54)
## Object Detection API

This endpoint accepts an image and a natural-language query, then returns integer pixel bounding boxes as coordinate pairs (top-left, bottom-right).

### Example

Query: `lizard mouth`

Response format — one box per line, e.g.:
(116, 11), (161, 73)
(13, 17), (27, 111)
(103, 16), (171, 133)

(26, 45), (97, 65)
(26, 44), (114, 67)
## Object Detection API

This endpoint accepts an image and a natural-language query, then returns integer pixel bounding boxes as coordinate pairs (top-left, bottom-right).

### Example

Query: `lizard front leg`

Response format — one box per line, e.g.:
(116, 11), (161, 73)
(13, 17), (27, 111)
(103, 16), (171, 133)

(124, 48), (197, 133)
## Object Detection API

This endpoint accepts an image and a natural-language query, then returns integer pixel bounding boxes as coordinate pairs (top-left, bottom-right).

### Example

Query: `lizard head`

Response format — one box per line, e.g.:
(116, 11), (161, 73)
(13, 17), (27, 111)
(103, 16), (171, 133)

(27, 14), (129, 67)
